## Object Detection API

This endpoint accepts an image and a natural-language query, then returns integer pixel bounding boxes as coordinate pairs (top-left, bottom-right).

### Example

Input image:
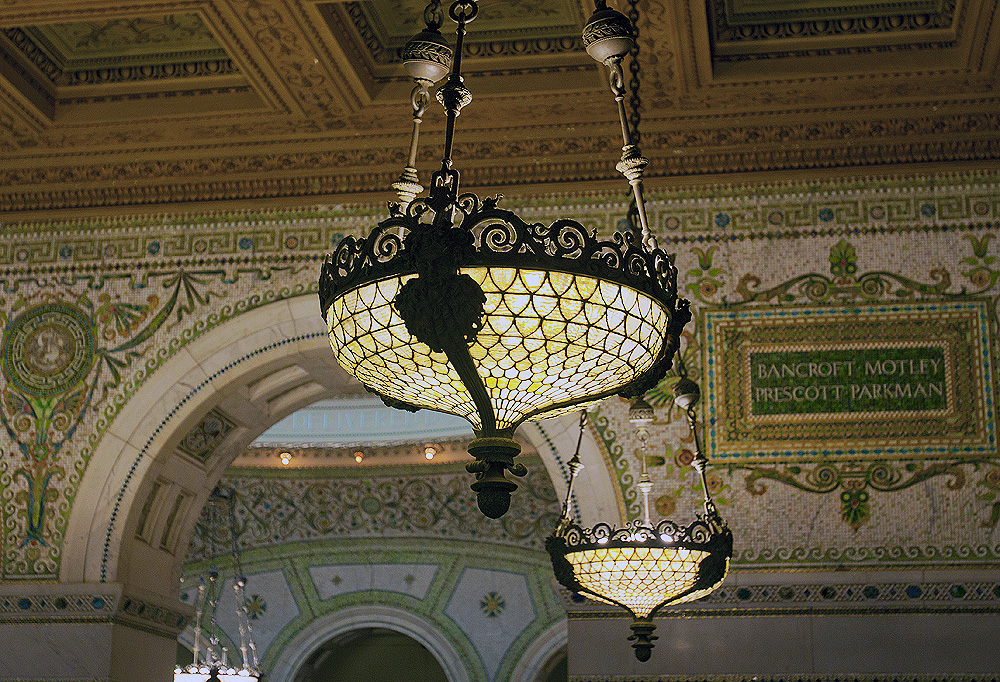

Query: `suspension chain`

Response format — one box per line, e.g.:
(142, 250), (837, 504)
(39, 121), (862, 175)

(627, 0), (641, 146)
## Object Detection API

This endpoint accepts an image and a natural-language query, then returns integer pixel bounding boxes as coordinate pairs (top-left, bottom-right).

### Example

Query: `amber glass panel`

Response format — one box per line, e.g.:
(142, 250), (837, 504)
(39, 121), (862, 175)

(328, 268), (669, 431)
(565, 546), (724, 617)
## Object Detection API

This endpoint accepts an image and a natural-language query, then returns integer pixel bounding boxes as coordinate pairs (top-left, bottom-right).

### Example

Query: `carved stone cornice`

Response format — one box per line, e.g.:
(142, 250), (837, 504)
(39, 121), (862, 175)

(2, 107), (998, 215)
(710, 0), (958, 45)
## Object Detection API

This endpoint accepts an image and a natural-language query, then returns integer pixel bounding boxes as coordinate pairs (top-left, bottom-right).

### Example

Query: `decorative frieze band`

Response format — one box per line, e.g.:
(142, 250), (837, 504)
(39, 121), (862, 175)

(0, 583), (191, 636)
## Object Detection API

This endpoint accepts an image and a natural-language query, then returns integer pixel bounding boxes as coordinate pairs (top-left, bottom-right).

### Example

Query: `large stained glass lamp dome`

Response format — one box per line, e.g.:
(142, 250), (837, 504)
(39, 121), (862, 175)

(320, 0), (688, 518)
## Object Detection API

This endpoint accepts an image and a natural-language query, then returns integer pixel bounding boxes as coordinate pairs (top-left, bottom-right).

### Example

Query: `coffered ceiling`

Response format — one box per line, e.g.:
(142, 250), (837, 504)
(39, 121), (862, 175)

(1, 0), (998, 219)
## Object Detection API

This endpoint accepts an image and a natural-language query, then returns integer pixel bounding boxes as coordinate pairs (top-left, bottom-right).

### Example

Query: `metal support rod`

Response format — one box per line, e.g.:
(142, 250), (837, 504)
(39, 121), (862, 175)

(602, 56), (655, 252)
(392, 83), (431, 208)
(439, 2), (475, 172)
(684, 403), (717, 516)
(426, 0), (475, 212)
(555, 410), (587, 535)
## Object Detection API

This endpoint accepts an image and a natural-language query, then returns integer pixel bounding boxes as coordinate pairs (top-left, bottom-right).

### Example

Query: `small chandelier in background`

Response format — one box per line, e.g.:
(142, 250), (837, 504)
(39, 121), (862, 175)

(319, 0), (687, 519)
(175, 488), (260, 682)
(547, 363), (732, 661)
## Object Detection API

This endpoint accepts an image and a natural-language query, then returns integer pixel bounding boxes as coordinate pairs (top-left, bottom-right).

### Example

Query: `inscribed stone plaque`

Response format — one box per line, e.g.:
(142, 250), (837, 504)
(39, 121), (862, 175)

(703, 301), (996, 461)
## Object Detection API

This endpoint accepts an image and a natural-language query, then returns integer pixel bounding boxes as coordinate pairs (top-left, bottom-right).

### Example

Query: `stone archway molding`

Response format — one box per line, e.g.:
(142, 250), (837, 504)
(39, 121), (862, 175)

(508, 619), (568, 682)
(63, 294), (621, 592)
(267, 605), (472, 682)
(63, 296), (336, 587)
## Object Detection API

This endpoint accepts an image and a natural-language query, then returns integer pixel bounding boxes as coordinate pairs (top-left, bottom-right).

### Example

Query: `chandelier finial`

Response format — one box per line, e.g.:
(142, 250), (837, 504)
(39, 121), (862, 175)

(393, 0), (454, 209)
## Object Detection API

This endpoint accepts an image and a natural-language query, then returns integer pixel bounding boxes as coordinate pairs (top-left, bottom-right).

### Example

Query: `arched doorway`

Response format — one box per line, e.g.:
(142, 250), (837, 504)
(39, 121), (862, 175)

(269, 606), (470, 682)
(293, 628), (448, 682)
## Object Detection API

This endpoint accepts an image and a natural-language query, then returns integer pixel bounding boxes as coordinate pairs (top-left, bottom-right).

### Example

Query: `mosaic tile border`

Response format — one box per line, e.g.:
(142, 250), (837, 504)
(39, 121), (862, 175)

(0, 589), (188, 634)
(569, 673), (1000, 682)
(563, 575), (1000, 617)
(3, 171), (1000, 249)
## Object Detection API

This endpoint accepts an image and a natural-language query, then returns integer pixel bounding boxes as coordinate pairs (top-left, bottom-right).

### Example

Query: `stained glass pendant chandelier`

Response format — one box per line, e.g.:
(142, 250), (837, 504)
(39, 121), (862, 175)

(175, 488), (260, 682)
(547, 373), (733, 661)
(319, 0), (687, 518)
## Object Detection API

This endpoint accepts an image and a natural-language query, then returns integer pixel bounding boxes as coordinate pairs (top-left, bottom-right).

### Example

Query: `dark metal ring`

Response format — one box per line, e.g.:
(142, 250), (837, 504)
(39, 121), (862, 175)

(423, 0), (445, 30)
(449, 0), (479, 24)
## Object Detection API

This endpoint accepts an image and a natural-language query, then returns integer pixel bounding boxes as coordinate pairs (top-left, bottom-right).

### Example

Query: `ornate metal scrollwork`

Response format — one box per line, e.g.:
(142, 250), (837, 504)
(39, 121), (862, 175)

(319, 193), (681, 319)
(552, 512), (732, 553)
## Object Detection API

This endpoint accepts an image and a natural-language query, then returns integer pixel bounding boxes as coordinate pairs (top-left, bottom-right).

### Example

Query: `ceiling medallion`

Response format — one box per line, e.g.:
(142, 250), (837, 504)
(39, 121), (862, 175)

(319, 0), (686, 518)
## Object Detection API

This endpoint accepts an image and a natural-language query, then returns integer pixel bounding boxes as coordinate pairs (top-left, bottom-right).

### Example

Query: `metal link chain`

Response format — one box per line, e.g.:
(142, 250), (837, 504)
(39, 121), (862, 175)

(627, 0), (641, 146)
(624, 0), (646, 243)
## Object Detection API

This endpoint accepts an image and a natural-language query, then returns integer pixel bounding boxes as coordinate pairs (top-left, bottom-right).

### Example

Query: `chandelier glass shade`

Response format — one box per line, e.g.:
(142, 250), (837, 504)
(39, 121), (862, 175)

(319, 0), (688, 519)
(552, 518), (730, 617)
(323, 222), (682, 434)
(548, 513), (732, 661)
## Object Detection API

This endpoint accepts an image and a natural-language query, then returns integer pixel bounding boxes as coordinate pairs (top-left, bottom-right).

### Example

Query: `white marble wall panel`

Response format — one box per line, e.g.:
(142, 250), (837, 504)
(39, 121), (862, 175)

(445, 568), (536, 680)
(308, 563), (438, 601)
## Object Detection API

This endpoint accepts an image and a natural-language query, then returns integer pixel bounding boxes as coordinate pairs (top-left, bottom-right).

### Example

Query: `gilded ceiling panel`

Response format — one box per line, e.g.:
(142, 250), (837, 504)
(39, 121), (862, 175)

(721, 0), (944, 24)
(0, 0), (997, 218)
(25, 14), (224, 66)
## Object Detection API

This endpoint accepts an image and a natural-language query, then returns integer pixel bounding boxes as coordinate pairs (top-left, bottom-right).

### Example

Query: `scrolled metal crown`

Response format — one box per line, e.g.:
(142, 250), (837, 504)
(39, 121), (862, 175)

(553, 513), (731, 552)
(320, 192), (681, 319)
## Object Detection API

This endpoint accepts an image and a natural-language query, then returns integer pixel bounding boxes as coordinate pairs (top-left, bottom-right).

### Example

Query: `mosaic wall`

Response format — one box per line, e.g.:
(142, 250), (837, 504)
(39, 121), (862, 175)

(186, 456), (561, 561)
(1, 172), (1000, 580)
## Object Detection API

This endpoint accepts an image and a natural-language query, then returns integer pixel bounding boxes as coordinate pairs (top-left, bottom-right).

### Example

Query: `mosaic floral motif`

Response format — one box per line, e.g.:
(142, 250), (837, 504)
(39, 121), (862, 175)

(828, 239), (857, 277)
(734, 239), (952, 305)
(185, 459), (560, 561)
(686, 245), (725, 304)
(962, 233), (998, 290)
(0, 269), (234, 577)
(734, 460), (979, 531)
(245, 593), (267, 620)
(480, 591), (505, 617)
(0, 293), (159, 575)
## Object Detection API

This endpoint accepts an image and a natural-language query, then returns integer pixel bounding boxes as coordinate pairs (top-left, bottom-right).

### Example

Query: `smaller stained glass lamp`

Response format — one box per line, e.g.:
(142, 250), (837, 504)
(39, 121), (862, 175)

(547, 375), (732, 661)
(175, 488), (260, 682)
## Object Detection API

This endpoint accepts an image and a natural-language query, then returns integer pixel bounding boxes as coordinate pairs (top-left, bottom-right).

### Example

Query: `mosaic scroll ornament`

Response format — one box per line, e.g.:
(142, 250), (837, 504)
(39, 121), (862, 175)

(0, 274), (221, 578)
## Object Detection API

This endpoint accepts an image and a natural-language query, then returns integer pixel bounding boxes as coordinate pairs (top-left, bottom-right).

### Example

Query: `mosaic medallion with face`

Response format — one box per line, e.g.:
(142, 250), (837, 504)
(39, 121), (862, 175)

(2, 304), (96, 396)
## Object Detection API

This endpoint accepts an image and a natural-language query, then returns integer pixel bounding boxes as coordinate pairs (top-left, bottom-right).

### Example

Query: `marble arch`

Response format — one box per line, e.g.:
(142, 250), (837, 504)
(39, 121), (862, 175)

(267, 605), (471, 682)
(61, 294), (620, 599)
